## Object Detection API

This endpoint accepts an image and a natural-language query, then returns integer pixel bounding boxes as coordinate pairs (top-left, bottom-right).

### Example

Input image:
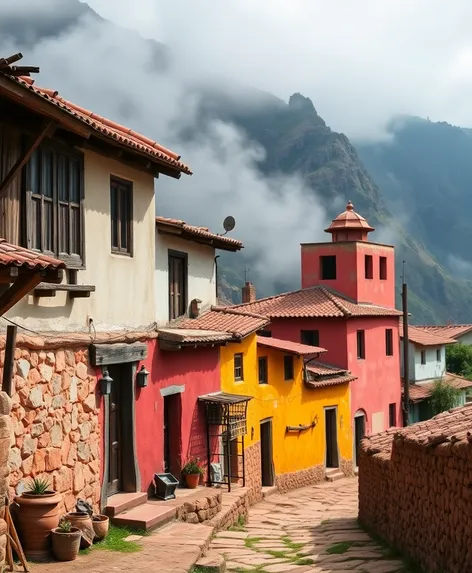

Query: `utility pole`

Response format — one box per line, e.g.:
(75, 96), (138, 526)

(402, 261), (410, 427)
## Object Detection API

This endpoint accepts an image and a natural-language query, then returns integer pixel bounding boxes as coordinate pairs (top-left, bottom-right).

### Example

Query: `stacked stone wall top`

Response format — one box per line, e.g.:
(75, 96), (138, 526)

(6, 347), (100, 513)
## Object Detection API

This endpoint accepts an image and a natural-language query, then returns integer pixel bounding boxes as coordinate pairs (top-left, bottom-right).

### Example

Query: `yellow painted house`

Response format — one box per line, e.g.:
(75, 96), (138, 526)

(220, 332), (354, 497)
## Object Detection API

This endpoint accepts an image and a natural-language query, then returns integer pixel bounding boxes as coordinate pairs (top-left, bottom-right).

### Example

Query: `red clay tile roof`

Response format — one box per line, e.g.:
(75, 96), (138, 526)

(362, 403), (472, 457)
(157, 328), (232, 345)
(305, 361), (357, 389)
(232, 286), (401, 319)
(0, 239), (64, 270)
(400, 324), (457, 346)
(325, 201), (375, 234)
(156, 217), (243, 252)
(414, 324), (472, 339)
(402, 373), (472, 403)
(174, 307), (269, 340)
(1, 74), (191, 176)
(256, 336), (326, 356)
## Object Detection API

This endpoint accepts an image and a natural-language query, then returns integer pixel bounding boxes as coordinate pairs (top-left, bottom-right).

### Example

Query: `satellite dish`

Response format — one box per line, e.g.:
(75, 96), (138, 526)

(222, 216), (236, 234)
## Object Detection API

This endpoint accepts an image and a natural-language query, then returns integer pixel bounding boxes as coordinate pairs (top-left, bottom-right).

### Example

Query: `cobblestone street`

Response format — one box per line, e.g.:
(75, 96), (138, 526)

(208, 478), (408, 573)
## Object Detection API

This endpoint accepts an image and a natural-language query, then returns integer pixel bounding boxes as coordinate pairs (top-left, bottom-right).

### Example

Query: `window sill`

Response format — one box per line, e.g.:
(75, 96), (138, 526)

(111, 249), (133, 258)
(34, 283), (96, 299)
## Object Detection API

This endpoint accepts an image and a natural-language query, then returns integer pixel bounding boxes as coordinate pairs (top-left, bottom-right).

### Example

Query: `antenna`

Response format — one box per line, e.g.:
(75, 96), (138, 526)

(244, 267), (250, 283)
(221, 216), (236, 236)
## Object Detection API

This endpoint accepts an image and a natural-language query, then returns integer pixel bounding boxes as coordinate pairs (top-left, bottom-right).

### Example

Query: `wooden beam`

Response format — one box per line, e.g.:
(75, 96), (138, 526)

(2, 325), (17, 397)
(40, 268), (64, 285)
(0, 273), (42, 316)
(0, 267), (19, 284)
(0, 120), (56, 198)
(89, 342), (148, 367)
(34, 283), (95, 299)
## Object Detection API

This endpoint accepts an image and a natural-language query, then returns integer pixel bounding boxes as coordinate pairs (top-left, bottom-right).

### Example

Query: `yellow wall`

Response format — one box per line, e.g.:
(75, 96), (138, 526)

(220, 335), (352, 476)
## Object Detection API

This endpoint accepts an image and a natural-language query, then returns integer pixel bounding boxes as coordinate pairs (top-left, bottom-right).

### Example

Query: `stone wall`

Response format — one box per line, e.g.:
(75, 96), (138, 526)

(275, 464), (325, 493)
(359, 406), (472, 573)
(177, 491), (223, 524)
(340, 458), (355, 478)
(0, 392), (11, 572)
(6, 347), (100, 513)
(207, 488), (249, 532)
(244, 441), (262, 504)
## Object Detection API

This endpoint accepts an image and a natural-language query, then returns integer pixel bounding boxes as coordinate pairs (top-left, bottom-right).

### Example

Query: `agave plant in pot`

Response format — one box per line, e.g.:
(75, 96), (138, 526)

(182, 458), (204, 489)
(51, 518), (81, 562)
(14, 477), (62, 559)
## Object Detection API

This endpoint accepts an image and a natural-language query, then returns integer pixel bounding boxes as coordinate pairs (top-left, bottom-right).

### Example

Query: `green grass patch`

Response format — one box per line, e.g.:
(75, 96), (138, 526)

(232, 566), (266, 573)
(294, 557), (315, 566)
(281, 536), (304, 551)
(266, 549), (291, 559)
(229, 515), (247, 532)
(244, 536), (264, 549)
(81, 525), (147, 554)
(326, 541), (354, 555)
(192, 566), (219, 573)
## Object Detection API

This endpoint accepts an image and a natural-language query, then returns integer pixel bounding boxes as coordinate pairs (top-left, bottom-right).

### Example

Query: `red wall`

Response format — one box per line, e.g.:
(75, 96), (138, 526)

(347, 316), (402, 432)
(301, 241), (395, 308)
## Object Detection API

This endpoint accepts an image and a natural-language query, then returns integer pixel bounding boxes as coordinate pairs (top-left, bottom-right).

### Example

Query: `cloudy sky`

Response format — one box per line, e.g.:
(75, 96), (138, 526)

(1, 0), (471, 292)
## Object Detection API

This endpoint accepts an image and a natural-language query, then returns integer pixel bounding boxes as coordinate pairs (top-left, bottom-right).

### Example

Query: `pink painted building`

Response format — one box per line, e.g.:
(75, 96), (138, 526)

(234, 202), (402, 466)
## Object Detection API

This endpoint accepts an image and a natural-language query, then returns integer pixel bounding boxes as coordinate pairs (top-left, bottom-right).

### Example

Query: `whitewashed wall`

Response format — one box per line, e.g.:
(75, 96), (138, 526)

(155, 232), (216, 326)
(400, 341), (447, 382)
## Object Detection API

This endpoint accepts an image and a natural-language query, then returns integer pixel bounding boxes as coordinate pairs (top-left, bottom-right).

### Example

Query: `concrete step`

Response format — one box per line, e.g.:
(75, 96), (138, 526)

(325, 468), (345, 482)
(112, 502), (177, 531)
(105, 492), (148, 518)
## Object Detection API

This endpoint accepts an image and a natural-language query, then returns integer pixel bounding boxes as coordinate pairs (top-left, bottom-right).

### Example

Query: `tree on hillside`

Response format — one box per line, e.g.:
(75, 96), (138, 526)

(446, 343), (472, 379)
(430, 379), (463, 416)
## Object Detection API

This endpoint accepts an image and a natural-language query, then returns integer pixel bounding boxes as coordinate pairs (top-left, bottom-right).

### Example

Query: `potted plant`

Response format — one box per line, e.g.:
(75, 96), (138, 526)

(14, 477), (62, 559)
(182, 458), (204, 489)
(92, 514), (110, 541)
(51, 518), (81, 561)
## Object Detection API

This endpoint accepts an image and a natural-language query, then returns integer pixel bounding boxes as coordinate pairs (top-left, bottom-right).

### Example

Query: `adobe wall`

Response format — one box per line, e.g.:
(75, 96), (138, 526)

(359, 435), (472, 573)
(6, 346), (100, 513)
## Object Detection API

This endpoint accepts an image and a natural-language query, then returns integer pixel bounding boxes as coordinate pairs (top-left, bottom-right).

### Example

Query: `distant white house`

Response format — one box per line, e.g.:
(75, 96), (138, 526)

(414, 324), (472, 346)
(154, 216), (243, 326)
(400, 325), (472, 423)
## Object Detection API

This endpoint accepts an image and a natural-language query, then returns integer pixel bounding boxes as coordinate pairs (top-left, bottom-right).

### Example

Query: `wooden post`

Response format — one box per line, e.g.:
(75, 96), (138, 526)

(402, 275), (410, 427)
(2, 325), (17, 397)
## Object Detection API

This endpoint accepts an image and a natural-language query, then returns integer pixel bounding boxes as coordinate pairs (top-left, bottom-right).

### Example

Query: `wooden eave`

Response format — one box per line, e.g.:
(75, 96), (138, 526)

(157, 224), (243, 252)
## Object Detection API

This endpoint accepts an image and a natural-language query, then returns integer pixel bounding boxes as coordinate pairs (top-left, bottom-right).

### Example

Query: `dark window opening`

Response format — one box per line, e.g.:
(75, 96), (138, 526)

(26, 144), (84, 267)
(385, 328), (393, 356)
(168, 250), (188, 320)
(389, 403), (396, 427)
(320, 255), (336, 280)
(436, 348), (441, 362)
(357, 330), (365, 359)
(365, 255), (373, 279)
(110, 177), (133, 255)
(421, 350), (426, 365)
(258, 357), (268, 385)
(379, 256), (387, 280)
(284, 355), (294, 380)
(234, 353), (244, 381)
(259, 330), (272, 338)
(301, 330), (320, 347)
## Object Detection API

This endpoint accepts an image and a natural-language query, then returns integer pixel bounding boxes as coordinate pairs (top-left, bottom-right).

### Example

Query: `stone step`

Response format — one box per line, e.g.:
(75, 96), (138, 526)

(262, 486), (278, 499)
(105, 491), (148, 518)
(196, 551), (226, 573)
(325, 469), (345, 482)
(112, 502), (177, 531)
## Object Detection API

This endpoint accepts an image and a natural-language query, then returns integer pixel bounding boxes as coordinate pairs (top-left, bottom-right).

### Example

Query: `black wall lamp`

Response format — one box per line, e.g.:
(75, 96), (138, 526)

(99, 369), (113, 395)
(136, 365), (149, 388)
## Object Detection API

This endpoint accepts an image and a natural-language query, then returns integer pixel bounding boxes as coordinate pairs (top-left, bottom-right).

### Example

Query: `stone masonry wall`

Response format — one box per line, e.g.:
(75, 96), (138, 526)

(276, 464), (325, 493)
(0, 392), (11, 572)
(359, 436), (472, 573)
(244, 441), (262, 505)
(340, 458), (355, 478)
(6, 347), (100, 514)
(177, 491), (223, 524)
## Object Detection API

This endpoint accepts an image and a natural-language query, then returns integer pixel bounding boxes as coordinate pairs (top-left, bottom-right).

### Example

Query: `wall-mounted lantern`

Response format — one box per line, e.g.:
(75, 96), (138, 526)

(136, 365), (149, 388)
(99, 369), (113, 396)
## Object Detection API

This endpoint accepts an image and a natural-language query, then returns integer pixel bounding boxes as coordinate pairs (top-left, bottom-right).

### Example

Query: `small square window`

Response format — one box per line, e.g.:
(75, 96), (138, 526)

(301, 330), (320, 347)
(436, 348), (441, 362)
(284, 355), (294, 380)
(389, 403), (396, 427)
(258, 357), (268, 385)
(365, 255), (373, 279)
(234, 353), (244, 381)
(380, 257), (387, 280)
(385, 329), (393, 356)
(259, 330), (272, 338)
(320, 255), (336, 280)
(357, 330), (365, 359)
(421, 350), (426, 365)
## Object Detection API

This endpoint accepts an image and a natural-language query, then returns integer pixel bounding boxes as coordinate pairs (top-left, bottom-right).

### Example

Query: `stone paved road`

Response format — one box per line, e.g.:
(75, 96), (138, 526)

(208, 478), (407, 573)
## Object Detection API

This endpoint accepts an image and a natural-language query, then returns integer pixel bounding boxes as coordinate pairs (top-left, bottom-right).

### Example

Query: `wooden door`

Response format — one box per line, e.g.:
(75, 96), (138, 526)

(108, 366), (122, 496)
(260, 420), (274, 487)
(168, 253), (186, 320)
(354, 414), (366, 467)
(325, 408), (339, 468)
(164, 396), (170, 473)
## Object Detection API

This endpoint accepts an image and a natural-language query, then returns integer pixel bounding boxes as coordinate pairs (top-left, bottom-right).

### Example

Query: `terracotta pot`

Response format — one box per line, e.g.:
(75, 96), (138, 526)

(184, 473), (200, 489)
(92, 515), (109, 541)
(51, 527), (81, 561)
(65, 512), (94, 549)
(14, 491), (62, 560)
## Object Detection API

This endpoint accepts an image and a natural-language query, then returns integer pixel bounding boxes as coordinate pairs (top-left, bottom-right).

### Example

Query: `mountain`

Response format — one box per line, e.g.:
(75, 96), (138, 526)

(3, 0), (472, 324)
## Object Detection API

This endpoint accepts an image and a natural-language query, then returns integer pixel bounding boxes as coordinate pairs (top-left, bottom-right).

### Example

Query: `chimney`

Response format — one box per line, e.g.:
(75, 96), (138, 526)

(242, 282), (256, 303)
(190, 298), (202, 318)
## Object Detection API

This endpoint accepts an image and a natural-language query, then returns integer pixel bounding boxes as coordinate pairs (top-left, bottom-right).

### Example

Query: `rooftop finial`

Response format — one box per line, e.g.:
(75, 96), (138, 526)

(346, 201), (354, 211)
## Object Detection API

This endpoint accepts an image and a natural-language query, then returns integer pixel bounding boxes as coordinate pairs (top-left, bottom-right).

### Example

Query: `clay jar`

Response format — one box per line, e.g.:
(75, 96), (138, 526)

(184, 474), (200, 489)
(51, 527), (81, 561)
(92, 515), (110, 541)
(14, 491), (62, 559)
(65, 512), (94, 549)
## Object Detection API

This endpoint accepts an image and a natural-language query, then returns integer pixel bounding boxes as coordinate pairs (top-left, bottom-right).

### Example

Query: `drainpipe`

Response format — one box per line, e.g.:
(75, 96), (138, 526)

(303, 353), (321, 385)
(214, 255), (220, 302)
